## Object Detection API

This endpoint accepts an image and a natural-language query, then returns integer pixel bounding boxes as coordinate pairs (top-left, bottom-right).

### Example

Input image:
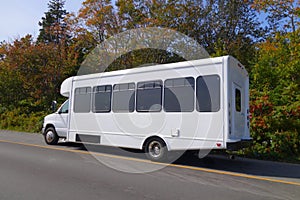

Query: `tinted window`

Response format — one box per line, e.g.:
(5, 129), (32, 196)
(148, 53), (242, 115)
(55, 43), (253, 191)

(235, 88), (241, 112)
(164, 77), (194, 112)
(137, 80), (162, 112)
(93, 85), (112, 113)
(74, 87), (91, 113)
(112, 83), (135, 112)
(196, 75), (220, 112)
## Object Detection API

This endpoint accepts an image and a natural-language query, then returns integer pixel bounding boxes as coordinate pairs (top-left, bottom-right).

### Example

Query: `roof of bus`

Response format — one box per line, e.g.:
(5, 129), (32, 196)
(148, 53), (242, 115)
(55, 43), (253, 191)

(60, 55), (247, 97)
(72, 56), (229, 81)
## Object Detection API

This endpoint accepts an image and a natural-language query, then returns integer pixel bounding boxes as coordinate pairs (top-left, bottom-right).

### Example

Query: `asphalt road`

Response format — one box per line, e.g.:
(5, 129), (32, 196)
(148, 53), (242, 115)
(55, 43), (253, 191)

(0, 130), (299, 200)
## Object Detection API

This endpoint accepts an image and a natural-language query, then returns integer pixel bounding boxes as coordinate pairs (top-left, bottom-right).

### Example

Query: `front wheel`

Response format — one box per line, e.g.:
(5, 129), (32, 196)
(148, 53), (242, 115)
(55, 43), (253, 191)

(145, 138), (167, 162)
(44, 127), (59, 145)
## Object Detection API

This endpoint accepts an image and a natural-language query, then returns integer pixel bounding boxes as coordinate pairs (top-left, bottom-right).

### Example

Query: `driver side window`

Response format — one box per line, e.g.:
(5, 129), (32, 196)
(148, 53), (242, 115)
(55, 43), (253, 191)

(59, 100), (69, 114)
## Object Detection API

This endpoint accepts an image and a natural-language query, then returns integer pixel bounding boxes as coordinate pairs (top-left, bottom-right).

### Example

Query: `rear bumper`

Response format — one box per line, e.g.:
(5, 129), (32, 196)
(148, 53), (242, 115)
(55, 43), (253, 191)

(226, 138), (252, 151)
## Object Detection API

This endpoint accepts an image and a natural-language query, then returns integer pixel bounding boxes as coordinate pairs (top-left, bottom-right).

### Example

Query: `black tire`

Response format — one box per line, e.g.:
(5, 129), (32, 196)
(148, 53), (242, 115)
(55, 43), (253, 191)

(44, 127), (59, 145)
(145, 138), (167, 162)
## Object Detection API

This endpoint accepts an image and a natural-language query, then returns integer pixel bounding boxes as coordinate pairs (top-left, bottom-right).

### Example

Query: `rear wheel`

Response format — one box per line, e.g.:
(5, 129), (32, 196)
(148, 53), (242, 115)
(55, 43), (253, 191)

(145, 138), (167, 162)
(44, 127), (59, 145)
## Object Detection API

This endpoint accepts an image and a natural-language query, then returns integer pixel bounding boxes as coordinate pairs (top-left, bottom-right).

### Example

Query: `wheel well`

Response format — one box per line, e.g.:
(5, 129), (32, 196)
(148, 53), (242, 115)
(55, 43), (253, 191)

(142, 136), (167, 151)
(44, 124), (55, 133)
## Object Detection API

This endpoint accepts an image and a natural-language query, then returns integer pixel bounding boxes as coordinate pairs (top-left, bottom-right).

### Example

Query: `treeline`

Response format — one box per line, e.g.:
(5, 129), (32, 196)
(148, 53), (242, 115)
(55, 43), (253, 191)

(0, 0), (299, 161)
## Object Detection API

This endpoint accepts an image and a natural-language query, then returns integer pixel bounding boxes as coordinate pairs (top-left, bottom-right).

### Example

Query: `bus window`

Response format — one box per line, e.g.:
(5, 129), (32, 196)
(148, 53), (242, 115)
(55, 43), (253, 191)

(196, 75), (220, 112)
(137, 80), (162, 112)
(112, 83), (135, 112)
(164, 77), (194, 112)
(74, 87), (91, 113)
(93, 85), (112, 113)
(235, 88), (241, 112)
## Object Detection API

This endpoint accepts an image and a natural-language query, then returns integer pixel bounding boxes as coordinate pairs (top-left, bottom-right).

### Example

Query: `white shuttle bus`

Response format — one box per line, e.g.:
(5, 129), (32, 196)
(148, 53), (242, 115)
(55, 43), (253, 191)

(42, 56), (251, 161)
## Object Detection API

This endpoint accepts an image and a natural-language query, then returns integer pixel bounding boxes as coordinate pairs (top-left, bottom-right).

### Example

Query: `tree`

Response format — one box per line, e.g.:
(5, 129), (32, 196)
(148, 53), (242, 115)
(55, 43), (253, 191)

(0, 41), (25, 107)
(245, 0), (300, 160)
(0, 33), (80, 110)
(248, 10), (300, 159)
(78, 0), (119, 43)
(117, 0), (264, 70)
(73, 0), (265, 72)
(37, 0), (69, 44)
(116, 0), (154, 29)
(252, 0), (299, 34)
(204, 0), (264, 69)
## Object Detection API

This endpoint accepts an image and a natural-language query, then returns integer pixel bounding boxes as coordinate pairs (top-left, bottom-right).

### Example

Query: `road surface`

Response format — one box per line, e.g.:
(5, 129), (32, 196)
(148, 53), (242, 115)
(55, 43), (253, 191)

(0, 130), (299, 200)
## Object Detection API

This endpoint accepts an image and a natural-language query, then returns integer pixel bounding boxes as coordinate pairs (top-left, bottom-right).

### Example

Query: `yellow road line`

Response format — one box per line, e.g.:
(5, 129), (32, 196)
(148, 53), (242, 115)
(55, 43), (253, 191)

(0, 139), (300, 187)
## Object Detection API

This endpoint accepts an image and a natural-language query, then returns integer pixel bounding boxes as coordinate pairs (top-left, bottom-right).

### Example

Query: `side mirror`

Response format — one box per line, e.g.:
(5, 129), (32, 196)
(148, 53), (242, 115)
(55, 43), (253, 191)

(51, 101), (57, 112)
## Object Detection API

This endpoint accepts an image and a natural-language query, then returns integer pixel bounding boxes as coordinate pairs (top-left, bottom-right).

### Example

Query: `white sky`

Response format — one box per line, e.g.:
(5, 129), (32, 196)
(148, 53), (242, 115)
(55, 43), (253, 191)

(0, 0), (84, 42)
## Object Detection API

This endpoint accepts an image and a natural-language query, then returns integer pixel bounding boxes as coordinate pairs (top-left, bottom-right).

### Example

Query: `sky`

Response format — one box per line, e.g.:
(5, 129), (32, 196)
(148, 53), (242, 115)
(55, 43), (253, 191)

(0, 0), (84, 42)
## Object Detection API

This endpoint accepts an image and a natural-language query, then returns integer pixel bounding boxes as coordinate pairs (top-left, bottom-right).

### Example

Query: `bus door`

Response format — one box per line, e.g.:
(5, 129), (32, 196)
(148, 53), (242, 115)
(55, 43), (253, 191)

(231, 83), (245, 139)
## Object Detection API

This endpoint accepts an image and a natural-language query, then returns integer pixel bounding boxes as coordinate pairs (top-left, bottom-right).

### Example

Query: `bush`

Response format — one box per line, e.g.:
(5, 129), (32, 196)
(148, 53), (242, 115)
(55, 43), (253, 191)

(0, 107), (47, 133)
(240, 89), (300, 162)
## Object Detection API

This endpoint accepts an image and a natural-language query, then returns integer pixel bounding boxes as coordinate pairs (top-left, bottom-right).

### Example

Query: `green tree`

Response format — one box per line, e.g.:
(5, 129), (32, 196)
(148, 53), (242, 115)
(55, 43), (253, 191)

(253, 0), (299, 34)
(205, 0), (263, 69)
(37, 0), (69, 44)
(116, 0), (264, 70)
(246, 0), (300, 160)
(249, 29), (300, 160)
(116, 0), (154, 29)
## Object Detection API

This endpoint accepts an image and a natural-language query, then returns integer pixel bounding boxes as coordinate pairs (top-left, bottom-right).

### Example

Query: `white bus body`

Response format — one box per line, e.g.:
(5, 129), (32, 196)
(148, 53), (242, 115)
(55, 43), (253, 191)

(43, 56), (251, 160)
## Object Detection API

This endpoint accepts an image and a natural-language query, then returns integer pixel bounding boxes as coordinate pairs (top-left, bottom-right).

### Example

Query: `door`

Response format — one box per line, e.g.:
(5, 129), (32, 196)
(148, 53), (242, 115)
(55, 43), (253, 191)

(231, 83), (245, 139)
(55, 100), (69, 138)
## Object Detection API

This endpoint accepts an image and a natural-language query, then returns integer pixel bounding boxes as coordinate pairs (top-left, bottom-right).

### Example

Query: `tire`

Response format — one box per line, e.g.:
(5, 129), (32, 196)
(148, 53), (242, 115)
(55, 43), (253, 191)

(44, 127), (59, 145)
(145, 138), (167, 162)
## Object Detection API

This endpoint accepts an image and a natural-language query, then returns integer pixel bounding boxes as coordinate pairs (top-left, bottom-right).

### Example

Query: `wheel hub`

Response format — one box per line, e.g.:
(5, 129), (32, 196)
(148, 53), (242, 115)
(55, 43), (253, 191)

(149, 141), (161, 158)
(46, 131), (54, 143)
(154, 146), (160, 155)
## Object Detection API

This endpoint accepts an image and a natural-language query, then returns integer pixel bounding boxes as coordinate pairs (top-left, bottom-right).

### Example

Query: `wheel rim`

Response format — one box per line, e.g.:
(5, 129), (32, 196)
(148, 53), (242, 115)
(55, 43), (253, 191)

(46, 131), (55, 143)
(148, 141), (162, 158)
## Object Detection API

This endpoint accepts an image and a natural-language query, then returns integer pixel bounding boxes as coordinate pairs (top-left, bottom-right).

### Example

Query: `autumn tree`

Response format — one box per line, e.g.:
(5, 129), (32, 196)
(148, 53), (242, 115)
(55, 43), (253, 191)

(78, 0), (118, 44)
(0, 0), (82, 131)
(0, 42), (25, 107)
(0, 35), (80, 110)
(248, 30), (300, 159)
(246, 0), (300, 159)
(72, 0), (265, 71)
